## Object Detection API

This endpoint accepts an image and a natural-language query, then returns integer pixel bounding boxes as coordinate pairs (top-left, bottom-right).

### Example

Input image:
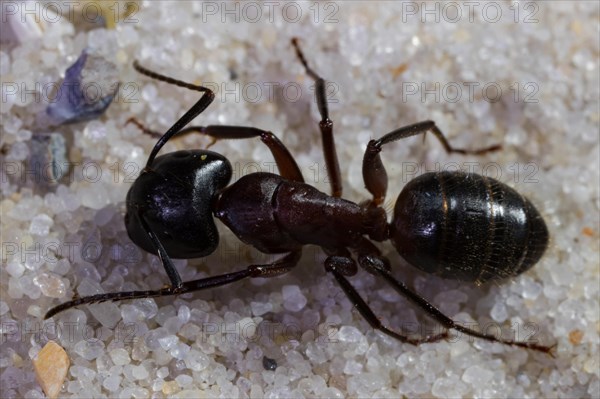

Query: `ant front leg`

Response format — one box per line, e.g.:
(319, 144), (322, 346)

(177, 125), (304, 182)
(291, 38), (342, 197)
(129, 121), (304, 183)
(133, 60), (305, 182)
(132, 61), (216, 168)
(45, 229), (302, 319)
(362, 120), (501, 206)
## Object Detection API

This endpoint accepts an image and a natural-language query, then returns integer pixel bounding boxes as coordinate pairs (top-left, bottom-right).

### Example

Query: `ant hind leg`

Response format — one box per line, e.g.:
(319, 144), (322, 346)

(362, 120), (501, 206)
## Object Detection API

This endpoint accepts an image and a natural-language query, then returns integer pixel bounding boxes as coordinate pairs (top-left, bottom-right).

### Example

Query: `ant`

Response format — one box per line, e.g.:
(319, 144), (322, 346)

(45, 38), (552, 354)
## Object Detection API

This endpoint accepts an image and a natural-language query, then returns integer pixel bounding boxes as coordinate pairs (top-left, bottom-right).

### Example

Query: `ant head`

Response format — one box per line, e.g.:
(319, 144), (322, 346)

(125, 150), (232, 259)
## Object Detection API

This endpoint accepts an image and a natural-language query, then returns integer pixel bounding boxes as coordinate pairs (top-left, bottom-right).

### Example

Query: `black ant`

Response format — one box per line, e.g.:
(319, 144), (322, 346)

(45, 39), (552, 354)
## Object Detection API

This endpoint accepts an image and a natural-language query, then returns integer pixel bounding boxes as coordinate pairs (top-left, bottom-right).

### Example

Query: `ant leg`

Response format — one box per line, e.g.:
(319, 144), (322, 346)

(132, 61), (215, 168)
(356, 252), (554, 355)
(130, 121), (304, 183)
(180, 125), (304, 182)
(45, 251), (301, 319)
(126, 117), (162, 139)
(137, 210), (183, 289)
(325, 254), (449, 345)
(363, 120), (501, 206)
(291, 38), (342, 197)
(133, 60), (303, 182)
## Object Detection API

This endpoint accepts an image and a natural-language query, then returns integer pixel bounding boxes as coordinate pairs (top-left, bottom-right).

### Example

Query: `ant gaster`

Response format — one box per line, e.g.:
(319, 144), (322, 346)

(46, 39), (551, 354)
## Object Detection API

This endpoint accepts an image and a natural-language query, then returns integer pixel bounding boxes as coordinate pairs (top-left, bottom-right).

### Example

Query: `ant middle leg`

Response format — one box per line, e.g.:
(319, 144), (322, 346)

(324, 247), (448, 345)
(362, 120), (502, 206)
(291, 38), (342, 197)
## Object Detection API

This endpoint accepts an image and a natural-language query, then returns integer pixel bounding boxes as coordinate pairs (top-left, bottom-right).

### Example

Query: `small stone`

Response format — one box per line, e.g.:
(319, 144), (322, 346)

(158, 334), (178, 351)
(45, 51), (119, 125)
(179, 323), (201, 341)
(251, 301), (273, 316)
(102, 374), (121, 392)
(48, 258), (71, 276)
(282, 285), (307, 312)
(490, 302), (508, 323)
(463, 365), (494, 386)
(44, 193), (66, 214)
(73, 339), (105, 360)
(175, 374), (193, 387)
(584, 357), (598, 373)
(131, 364), (149, 380)
(29, 214), (53, 236)
(338, 326), (364, 343)
(33, 341), (70, 399)
(569, 329), (584, 345)
(432, 377), (468, 398)
(152, 379), (164, 392)
(109, 348), (130, 366)
(70, 365), (96, 381)
(145, 327), (169, 350)
(520, 277), (543, 300)
(79, 185), (110, 210)
(262, 356), (277, 371)
(177, 305), (191, 323)
(306, 342), (327, 364)
(184, 349), (210, 372)
(33, 273), (66, 298)
(343, 359), (363, 375)
(239, 317), (257, 339)
(156, 367), (169, 379)
(28, 133), (68, 185)
(20, 275), (42, 299)
(6, 260), (25, 277)
(162, 380), (180, 396)
(8, 141), (28, 160)
(86, 299), (120, 328)
(169, 343), (191, 360)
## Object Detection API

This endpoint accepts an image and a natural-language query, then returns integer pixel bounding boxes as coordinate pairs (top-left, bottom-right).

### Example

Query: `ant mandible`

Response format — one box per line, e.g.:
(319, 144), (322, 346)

(45, 38), (552, 354)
